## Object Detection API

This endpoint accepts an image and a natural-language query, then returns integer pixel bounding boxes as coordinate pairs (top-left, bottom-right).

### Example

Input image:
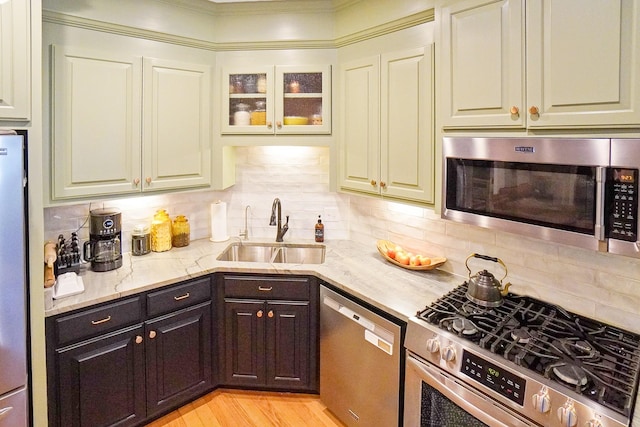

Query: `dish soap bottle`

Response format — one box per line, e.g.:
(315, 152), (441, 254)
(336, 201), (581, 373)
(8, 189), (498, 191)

(315, 215), (324, 242)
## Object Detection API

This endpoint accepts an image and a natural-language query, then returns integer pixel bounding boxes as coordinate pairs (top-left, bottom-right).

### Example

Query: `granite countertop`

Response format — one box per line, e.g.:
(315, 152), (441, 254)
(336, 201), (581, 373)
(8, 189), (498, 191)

(45, 238), (462, 320)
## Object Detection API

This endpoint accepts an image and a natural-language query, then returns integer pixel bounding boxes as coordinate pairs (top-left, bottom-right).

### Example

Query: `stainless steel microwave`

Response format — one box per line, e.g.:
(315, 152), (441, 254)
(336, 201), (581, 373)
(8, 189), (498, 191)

(442, 137), (640, 258)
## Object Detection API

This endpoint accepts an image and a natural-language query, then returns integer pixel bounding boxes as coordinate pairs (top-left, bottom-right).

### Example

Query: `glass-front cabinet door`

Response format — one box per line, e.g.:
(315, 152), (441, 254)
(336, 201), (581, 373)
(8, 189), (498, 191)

(222, 65), (331, 135)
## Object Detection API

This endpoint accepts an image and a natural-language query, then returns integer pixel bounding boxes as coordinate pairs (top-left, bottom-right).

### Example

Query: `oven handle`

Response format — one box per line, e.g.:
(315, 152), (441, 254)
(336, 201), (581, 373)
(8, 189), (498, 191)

(407, 355), (536, 427)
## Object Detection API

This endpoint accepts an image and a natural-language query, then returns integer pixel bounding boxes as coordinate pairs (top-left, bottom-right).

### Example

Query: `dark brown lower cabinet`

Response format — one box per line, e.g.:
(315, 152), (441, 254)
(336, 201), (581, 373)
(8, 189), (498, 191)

(221, 274), (318, 392)
(145, 302), (212, 418)
(56, 325), (147, 427)
(47, 277), (213, 427)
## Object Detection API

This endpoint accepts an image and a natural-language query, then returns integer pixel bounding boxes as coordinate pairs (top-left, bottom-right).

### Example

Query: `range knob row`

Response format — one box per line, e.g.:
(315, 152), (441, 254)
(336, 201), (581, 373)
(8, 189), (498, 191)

(532, 389), (602, 427)
(425, 338), (456, 362)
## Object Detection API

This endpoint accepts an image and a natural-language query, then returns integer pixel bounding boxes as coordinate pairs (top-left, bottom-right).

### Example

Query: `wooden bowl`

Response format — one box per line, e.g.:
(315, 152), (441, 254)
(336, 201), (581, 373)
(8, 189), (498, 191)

(376, 239), (446, 271)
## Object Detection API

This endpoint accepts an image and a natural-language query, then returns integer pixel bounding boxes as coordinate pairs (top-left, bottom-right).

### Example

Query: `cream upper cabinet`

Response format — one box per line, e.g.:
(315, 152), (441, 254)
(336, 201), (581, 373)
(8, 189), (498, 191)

(51, 46), (211, 200)
(52, 45), (143, 199)
(339, 56), (380, 195)
(221, 65), (331, 135)
(440, 0), (640, 129)
(340, 45), (435, 204)
(0, 0), (30, 121)
(142, 58), (211, 191)
(526, 0), (640, 128)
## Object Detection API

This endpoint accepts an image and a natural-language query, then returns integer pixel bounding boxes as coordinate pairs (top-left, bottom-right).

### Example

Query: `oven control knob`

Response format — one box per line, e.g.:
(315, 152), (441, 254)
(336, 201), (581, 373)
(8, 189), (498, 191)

(425, 338), (440, 353)
(585, 420), (602, 427)
(441, 345), (456, 362)
(557, 400), (578, 427)
(531, 388), (551, 413)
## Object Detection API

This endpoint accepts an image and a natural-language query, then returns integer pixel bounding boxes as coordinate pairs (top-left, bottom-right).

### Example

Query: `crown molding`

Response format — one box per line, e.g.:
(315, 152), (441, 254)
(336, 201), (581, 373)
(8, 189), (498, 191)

(43, 7), (434, 51)
(335, 9), (435, 47)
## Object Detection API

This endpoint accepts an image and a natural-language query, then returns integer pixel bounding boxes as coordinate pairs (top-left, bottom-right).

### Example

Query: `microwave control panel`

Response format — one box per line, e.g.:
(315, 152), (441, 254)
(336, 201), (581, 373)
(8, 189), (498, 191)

(606, 168), (638, 242)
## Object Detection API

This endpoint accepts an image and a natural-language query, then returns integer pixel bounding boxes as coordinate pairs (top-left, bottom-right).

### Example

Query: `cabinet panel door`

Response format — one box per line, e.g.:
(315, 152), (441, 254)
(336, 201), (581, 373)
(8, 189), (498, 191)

(142, 58), (211, 191)
(381, 46), (435, 204)
(266, 301), (310, 390)
(223, 299), (265, 386)
(145, 302), (212, 417)
(440, 0), (525, 128)
(56, 325), (145, 427)
(0, 0), (29, 120)
(221, 66), (274, 134)
(526, 0), (640, 127)
(275, 65), (332, 134)
(339, 56), (380, 195)
(51, 45), (142, 199)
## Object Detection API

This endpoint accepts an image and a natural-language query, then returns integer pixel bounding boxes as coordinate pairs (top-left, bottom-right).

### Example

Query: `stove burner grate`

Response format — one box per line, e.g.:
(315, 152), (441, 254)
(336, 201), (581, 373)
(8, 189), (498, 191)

(416, 283), (640, 418)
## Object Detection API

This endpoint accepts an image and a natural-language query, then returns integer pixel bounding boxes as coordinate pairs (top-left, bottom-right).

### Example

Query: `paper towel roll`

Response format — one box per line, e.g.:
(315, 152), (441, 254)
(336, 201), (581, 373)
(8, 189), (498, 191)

(210, 201), (229, 242)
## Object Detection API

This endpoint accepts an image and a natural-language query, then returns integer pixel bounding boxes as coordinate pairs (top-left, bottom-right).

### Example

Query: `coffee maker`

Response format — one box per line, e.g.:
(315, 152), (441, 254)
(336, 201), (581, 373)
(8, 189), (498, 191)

(83, 208), (122, 272)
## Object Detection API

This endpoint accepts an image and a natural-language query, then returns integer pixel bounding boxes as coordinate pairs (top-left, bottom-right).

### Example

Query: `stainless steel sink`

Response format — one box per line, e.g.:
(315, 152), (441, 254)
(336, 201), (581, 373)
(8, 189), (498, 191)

(217, 242), (326, 264)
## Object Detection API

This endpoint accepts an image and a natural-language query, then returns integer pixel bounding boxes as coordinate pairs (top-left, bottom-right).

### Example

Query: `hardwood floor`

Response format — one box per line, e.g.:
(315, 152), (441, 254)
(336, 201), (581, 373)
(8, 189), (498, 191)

(145, 389), (346, 427)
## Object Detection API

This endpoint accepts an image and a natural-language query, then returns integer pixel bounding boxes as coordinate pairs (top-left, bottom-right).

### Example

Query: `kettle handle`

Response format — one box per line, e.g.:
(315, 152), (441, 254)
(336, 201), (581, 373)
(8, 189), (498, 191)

(465, 253), (508, 282)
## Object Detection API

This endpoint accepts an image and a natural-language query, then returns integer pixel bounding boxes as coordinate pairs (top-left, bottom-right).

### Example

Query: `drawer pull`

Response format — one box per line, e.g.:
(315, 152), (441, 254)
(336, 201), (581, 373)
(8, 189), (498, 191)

(91, 315), (112, 325)
(174, 292), (190, 301)
(258, 286), (273, 292)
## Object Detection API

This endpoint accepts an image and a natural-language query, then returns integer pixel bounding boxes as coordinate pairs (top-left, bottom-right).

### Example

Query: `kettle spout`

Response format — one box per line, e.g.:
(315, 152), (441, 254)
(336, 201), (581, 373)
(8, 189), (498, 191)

(500, 282), (512, 296)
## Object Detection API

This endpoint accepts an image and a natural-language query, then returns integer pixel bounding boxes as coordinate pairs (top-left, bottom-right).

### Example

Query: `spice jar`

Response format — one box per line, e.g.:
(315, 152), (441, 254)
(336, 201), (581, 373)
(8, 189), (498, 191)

(151, 210), (172, 252)
(257, 74), (267, 93)
(131, 224), (151, 256)
(233, 103), (251, 126)
(250, 100), (266, 125)
(172, 215), (190, 247)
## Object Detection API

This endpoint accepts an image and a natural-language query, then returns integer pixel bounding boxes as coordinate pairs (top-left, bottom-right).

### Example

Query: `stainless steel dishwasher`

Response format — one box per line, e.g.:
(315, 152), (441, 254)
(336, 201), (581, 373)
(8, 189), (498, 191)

(320, 285), (404, 426)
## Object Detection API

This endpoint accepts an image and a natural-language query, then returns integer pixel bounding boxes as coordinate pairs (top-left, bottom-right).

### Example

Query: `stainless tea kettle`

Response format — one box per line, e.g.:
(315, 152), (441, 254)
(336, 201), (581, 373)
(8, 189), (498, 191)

(465, 253), (512, 307)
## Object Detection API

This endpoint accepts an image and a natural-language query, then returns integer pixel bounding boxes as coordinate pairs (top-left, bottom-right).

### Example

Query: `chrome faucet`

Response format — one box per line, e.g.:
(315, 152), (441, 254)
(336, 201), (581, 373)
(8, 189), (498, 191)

(269, 198), (289, 242)
(239, 205), (251, 240)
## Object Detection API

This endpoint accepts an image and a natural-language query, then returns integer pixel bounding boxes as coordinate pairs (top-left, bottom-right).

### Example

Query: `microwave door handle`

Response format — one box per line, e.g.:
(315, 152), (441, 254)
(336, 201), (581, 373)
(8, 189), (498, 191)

(595, 167), (606, 241)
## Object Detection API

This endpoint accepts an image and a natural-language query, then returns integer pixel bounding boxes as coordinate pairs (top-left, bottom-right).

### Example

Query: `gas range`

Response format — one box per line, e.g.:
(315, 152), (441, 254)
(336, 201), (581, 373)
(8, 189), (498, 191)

(404, 283), (640, 427)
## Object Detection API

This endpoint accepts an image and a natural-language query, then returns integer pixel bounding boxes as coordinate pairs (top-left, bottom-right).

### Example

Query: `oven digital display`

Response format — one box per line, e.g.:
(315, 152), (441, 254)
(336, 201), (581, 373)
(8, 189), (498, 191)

(461, 350), (526, 406)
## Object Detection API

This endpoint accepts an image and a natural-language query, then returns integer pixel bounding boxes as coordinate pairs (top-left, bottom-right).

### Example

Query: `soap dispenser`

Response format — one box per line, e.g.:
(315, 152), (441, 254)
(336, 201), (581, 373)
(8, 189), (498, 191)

(315, 215), (324, 242)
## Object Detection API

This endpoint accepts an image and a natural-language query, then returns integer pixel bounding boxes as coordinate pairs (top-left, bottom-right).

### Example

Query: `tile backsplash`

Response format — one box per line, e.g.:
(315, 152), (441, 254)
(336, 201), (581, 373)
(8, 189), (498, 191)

(44, 145), (640, 333)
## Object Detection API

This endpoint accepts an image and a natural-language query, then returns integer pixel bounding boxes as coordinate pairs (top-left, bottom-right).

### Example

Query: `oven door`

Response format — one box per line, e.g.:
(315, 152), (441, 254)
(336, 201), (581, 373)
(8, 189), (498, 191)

(404, 353), (539, 427)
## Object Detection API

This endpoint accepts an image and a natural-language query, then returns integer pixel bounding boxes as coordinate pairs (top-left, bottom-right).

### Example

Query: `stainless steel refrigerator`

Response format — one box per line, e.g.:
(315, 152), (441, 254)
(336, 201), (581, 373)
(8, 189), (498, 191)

(0, 133), (29, 426)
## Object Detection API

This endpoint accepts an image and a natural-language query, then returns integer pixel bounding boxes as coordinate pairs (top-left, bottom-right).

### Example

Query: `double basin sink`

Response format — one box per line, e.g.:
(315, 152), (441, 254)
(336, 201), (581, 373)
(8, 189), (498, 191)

(217, 242), (325, 265)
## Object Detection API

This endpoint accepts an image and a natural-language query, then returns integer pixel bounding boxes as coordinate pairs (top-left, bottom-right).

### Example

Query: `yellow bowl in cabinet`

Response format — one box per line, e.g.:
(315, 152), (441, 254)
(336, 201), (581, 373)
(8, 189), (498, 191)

(283, 116), (309, 125)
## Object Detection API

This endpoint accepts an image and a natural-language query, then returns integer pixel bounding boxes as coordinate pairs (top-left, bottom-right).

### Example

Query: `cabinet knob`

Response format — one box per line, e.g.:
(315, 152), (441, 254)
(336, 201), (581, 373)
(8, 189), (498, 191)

(145, 177), (152, 184)
(370, 180), (377, 187)
(276, 121), (282, 129)
(380, 182), (387, 188)
(268, 310), (274, 318)
(133, 178), (140, 186)
(149, 330), (157, 339)
(529, 106), (540, 116)
(510, 106), (520, 116)
(267, 121), (273, 129)
(135, 335), (143, 344)
(257, 310), (264, 318)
